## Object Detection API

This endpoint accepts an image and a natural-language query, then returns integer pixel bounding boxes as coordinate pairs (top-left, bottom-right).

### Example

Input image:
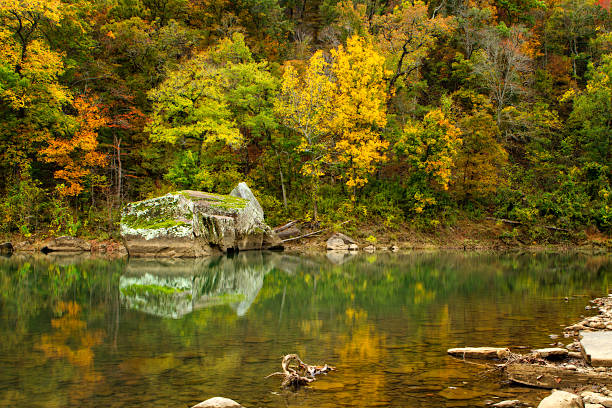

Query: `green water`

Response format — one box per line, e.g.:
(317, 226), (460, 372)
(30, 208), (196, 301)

(0, 251), (610, 407)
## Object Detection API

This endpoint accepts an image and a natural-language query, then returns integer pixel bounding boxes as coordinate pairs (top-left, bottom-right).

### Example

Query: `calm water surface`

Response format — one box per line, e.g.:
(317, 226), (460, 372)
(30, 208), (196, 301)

(0, 251), (610, 407)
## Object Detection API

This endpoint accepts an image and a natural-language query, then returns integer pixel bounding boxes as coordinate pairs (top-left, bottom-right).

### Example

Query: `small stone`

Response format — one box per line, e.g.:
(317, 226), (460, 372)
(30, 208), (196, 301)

(363, 245), (375, 252)
(390, 245), (399, 252)
(537, 390), (583, 408)
(348, 243), (359, 251)
(565, 364), (577, 370)
(568, 352), (583, 358)
(191, 397), (243, 408)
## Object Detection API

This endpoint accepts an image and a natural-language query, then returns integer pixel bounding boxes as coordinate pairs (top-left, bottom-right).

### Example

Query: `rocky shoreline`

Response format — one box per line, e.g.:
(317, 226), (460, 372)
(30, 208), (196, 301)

(449, 294), (612, 408)
(2, 213), (610, 258)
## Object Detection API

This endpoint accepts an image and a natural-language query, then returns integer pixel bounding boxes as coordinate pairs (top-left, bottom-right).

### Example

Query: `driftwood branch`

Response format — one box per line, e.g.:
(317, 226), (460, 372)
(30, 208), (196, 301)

(274, 220), (300, 233)
(266, 354), (335, 388)
(280, 221), (350, 243)
(486, 217), (570, 233)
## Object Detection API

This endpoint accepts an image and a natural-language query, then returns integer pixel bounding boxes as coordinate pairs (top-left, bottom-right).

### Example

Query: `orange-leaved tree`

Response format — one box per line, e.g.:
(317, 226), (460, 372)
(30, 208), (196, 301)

(41, 96), (108, 197)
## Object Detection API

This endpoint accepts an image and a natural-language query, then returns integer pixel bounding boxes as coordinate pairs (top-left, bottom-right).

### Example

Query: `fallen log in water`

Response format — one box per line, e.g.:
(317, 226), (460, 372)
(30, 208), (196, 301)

(505, 363), (612, 389)
(266, 354), (335, 388)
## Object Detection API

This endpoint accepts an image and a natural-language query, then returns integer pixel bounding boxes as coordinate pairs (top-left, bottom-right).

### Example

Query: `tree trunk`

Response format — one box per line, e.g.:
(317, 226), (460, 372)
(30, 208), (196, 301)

(275, 149), (288, 212)
(115, 135), (122, 207)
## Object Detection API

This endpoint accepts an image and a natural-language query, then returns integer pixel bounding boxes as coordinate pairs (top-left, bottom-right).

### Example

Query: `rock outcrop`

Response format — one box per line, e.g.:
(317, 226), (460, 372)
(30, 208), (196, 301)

(120, 184), (281, 257)
(42, 236), (91, 253)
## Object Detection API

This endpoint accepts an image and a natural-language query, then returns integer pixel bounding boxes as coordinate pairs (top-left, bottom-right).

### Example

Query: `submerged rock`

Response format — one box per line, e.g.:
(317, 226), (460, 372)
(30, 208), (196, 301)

(537, 390), (583, 408)
(42, 236), (91, 253)
(192, 397), (243, 408)
(120, 184), (281, 257)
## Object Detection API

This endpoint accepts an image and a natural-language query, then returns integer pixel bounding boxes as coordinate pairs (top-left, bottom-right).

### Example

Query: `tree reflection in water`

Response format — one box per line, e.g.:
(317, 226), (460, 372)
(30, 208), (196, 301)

(0, 251), (610, 407)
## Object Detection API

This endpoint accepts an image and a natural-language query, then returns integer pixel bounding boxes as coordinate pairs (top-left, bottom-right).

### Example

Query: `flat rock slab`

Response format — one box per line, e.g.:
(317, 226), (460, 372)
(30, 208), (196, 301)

(447, 347), (510, 359)
(581, 331), (612, 367)
(533, 347), (569, 359)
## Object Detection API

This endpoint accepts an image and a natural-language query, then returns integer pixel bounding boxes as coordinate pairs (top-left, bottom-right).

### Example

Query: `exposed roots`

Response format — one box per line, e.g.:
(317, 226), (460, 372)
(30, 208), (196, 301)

(266, 354), (335, 388)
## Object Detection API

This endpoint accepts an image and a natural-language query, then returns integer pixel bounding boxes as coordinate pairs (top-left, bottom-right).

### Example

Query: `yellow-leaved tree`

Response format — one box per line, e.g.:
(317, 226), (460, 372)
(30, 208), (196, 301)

(330, 35), (389, 197)
(275, 50), (335, 221)
(0, 0), (70, 175)
(275, 35), (390, 219)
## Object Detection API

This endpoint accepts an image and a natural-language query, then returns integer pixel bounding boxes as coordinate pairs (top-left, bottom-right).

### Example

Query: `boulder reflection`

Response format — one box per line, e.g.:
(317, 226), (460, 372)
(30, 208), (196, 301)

(120, 252), (280, 318)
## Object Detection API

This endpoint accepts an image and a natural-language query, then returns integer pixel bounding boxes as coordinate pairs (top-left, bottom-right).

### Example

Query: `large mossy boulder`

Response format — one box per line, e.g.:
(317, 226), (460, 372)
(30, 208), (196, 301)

(120, 183), (281, 257)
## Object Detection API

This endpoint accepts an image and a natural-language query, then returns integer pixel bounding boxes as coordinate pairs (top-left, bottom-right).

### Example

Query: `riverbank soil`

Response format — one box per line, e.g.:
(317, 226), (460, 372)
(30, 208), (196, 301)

(1, 217), (609, 254)
(282, 218), (611, 252)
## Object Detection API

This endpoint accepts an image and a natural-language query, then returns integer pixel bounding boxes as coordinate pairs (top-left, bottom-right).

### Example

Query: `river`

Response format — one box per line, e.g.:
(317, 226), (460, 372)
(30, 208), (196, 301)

(0, 251), (610, 407)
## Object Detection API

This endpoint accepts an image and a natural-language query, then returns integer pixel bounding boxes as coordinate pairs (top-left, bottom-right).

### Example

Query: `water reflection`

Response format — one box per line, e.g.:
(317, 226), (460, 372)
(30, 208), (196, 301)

(0, 251), (610, 407)
(121, 253), (276, 318)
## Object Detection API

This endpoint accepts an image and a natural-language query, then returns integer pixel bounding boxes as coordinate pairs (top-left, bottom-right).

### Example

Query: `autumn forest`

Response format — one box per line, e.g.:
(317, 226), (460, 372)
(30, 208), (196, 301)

(0, 0), (610, 242)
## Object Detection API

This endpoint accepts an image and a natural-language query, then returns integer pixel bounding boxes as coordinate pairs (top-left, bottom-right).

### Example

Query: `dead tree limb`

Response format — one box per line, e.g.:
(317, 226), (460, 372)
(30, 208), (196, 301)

(280, 221), (350, 243)
(274, 220), (300, 233)
(485, 217), (570, 233)
(266, 354), (335, 388)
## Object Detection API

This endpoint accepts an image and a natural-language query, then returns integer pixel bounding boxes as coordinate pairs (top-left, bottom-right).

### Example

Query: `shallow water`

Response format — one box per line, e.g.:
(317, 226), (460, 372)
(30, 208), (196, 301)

(0, 251), (610, 407)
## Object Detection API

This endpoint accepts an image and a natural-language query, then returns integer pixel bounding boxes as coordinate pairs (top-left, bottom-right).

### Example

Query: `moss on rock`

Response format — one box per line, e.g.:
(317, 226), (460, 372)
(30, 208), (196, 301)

(120, 184), (281, 257)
